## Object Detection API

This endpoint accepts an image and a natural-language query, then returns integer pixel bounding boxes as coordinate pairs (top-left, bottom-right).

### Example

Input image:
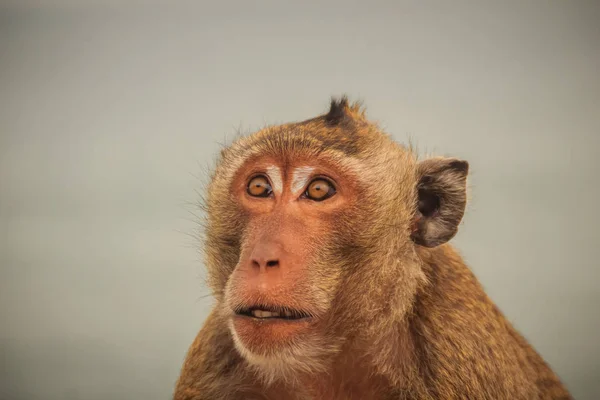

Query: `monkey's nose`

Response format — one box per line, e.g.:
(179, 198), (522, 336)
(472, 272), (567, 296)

(249, 242), (283, 271)
(251, 258), (280, 269)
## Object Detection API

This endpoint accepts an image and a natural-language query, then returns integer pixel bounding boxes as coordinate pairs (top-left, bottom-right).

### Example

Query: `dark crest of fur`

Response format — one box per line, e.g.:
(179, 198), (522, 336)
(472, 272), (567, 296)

(324, 96), (365, 126)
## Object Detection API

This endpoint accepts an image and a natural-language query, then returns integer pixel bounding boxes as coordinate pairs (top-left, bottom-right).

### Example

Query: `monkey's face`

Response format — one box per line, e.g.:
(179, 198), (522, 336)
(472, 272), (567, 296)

(213, 138), (420, 379)
(203, 99), (469, 381)
(222, 153), (364, 366)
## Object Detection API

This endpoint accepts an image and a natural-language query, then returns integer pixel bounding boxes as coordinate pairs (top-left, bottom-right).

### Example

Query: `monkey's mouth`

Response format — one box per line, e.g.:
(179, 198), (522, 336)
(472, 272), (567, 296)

(235, 305), (311, 321)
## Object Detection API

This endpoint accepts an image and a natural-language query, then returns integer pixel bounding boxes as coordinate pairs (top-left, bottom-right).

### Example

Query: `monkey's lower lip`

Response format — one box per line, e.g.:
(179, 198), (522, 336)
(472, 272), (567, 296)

(233, 315), (312, 326)
(231, 312), (314, 347)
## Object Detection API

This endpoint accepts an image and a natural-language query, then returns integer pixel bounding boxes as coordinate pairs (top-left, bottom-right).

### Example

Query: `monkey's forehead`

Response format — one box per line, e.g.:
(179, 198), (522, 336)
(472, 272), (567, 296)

(216, 128), (385, 183)
(227, 112), (400, 160)
(209, 125), (415, 199)
(250, 124), (369, 157)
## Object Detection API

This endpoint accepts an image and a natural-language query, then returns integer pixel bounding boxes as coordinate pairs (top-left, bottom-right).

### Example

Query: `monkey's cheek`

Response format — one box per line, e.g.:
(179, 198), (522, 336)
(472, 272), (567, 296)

(231, 315), (314, 353)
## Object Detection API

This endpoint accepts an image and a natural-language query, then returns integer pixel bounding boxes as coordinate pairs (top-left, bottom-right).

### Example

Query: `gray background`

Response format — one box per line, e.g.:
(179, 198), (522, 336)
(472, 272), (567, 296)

(1, 1), (598, 399)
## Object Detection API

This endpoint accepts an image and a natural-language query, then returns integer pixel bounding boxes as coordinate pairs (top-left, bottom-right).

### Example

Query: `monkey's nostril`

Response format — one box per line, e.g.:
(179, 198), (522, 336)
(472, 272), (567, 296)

(251, 260), (260, 269)
(266, 260), (279, 268)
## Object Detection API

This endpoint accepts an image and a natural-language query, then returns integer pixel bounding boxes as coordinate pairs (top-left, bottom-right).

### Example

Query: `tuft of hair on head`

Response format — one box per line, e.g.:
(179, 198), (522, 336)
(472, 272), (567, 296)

(324, 95), (366, 125)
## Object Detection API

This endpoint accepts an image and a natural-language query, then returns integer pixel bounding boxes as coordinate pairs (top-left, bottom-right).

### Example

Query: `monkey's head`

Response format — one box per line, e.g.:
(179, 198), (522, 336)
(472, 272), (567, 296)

(202, 97), (469, 384)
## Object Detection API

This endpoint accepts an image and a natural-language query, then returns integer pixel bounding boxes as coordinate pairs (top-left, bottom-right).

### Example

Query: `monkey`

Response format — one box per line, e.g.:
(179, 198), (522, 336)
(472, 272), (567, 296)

(173, 97), (572, 400)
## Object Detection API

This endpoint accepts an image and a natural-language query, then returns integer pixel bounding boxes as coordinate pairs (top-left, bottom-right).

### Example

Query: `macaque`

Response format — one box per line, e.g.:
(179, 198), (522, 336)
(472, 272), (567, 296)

(173, 97), (571, 399)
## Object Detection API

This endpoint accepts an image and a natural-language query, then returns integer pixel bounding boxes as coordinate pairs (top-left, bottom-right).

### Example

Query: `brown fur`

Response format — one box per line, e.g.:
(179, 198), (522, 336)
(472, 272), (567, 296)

(174, 96), (571, 400)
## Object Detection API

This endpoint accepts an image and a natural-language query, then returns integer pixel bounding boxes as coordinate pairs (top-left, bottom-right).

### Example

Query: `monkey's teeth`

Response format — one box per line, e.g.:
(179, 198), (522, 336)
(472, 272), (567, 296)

(251, 310), (280, 318)
(284, 310), (293, 317)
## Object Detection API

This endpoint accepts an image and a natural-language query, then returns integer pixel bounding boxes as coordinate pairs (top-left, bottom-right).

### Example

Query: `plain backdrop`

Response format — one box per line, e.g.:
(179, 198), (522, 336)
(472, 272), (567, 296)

(1, 1), (599, 399)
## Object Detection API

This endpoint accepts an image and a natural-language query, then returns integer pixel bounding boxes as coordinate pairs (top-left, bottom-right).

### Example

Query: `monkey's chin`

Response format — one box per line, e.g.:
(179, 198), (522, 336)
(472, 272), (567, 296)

(229, 315), (332, 384)
(229, 314), (315, 355)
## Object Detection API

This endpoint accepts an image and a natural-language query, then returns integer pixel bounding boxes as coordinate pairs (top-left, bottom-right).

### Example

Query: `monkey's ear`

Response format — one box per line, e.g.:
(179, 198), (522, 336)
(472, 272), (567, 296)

(411, 157), (469, 247)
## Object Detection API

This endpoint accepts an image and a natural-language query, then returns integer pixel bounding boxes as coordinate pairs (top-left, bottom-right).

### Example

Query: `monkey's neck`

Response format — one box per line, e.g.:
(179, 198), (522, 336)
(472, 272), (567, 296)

(268, 351), (393, 400)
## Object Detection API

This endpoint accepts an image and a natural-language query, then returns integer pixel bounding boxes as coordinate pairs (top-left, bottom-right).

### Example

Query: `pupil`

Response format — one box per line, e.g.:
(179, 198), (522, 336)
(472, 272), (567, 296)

(312, 183), (326, 196)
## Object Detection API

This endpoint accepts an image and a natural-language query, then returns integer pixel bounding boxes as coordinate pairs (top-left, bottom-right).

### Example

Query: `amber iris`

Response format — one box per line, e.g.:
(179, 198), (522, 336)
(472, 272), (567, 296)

(306, 179), (335, 201)
(247, 175), (272, 197)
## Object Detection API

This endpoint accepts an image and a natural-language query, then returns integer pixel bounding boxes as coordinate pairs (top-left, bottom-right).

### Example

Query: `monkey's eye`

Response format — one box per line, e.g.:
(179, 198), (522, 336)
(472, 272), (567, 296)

(247, 175), (273, 198)
(304, 178), (336, 201)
